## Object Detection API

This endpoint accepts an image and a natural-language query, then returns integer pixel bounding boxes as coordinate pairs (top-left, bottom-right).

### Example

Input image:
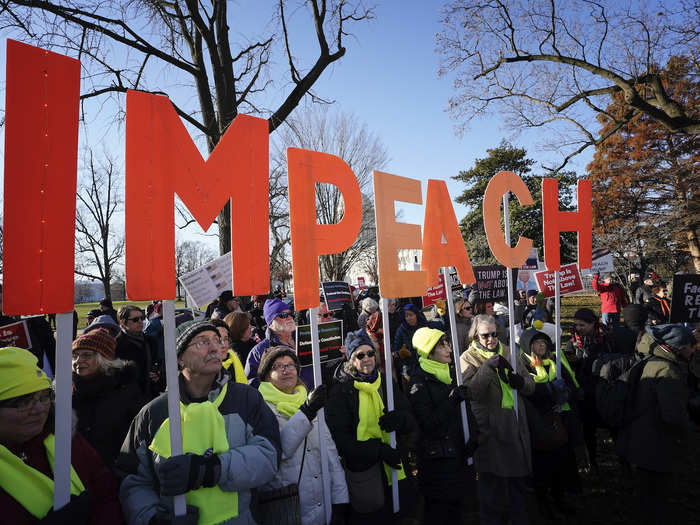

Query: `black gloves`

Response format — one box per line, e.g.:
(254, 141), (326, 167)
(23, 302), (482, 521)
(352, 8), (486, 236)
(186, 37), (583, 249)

(484, 354), (502, 369)
(379, 443), (402, 469)
(157, 453), (221, 496)
(378, 410), (409, 434)
(40, 492), (94, 525)
(448, 385), (470, 405)
(150, 505), (199, 525)
(465, 437), (479, 457)
(507, 372), (525, 391)
(300, 384), (328, 421)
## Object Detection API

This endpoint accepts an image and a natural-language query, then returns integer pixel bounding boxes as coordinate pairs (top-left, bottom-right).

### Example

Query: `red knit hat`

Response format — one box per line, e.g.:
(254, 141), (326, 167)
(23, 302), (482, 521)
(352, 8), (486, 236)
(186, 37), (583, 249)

(72, 328), (117, 360)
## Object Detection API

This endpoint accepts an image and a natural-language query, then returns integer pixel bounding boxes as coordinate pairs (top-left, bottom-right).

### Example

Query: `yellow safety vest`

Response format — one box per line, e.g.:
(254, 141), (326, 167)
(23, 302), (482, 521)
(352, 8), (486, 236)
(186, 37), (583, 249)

(149, 382), (238, 525)
(0, 434), (85, 518)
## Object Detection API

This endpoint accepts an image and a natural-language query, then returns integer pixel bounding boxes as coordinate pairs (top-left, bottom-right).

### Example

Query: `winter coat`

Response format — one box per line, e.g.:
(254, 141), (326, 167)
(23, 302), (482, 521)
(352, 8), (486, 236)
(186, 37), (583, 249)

(231, 338), (257, 365)
(0, 426), (121, 525)
(592, 274), (628, 313)
(564, 329), (613, 399)
(460, 342), (535, 477)
(634, 284), (653, 305)
(407, 369), (475, 501)
(245, 329), (313, 389)
(325, 367), (416, 474)
(616, 332), (691, 473)
(645, 296), (672, 325)
(261, 404), (349, 525)
(115, 330), (153, 396)
(391, 311), (441, 377)
(72, 363), (146, 468)
(454, 316), (472, 354)
(118, 373), (282, 525)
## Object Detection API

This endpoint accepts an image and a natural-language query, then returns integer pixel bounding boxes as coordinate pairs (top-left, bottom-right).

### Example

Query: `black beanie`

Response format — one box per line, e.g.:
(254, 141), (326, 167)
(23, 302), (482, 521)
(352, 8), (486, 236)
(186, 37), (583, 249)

(622, 304), (647, 332)
(573, 308), (597, 324)
(258, 346), (300, 381)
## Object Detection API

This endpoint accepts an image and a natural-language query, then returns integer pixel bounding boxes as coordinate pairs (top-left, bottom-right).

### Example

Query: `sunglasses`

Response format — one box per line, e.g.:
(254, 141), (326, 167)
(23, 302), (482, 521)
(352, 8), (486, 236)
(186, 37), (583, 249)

(128, 315), (144, 322)
(276, 312), (292, 319)
(461, 306), (472, 311)
(354, 350), (376, 360)
(320, 313), (334, 319)
(478, 332), (498, 340)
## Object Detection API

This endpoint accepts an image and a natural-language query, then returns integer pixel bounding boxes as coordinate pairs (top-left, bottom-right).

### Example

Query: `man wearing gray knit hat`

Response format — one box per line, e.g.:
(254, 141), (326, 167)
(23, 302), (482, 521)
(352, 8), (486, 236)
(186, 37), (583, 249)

(118, 320), (281, 524)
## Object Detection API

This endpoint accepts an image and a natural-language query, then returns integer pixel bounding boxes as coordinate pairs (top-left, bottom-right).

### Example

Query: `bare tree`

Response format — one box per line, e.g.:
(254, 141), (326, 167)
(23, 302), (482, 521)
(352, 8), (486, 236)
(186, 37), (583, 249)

(437, 0), (700, 171)
(175, 239), (217, 299)
(271, 105), (389, 282)
(1, 0), (374, 254)
(74, 151), (125, 302)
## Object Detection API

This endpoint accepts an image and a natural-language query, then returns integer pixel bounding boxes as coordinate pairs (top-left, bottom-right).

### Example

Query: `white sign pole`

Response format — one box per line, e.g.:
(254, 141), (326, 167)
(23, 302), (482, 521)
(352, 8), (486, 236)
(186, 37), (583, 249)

(555, 271), (562, 378)
(309, 307), (332, 523)
(441, 268), (472, 453)
(53, 312), (73, 509)
(380, 298), (400, 513)
(502, 194), (519, 419)
(162, 300), (186, 516)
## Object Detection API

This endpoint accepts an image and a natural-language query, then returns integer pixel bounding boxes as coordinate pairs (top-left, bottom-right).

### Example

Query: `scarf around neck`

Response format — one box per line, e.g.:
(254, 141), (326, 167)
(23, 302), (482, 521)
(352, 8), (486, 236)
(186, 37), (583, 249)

(418, 357), (452, 385)
(259, 381), (307, 418)
(472, 340), (515, 410)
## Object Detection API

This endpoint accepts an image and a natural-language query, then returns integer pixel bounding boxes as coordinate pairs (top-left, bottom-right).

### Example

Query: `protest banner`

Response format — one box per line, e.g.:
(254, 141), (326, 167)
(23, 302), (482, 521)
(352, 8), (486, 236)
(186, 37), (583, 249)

(0, 319), (32, 349)
(178, 252), (233, 307)
(520, 247), (540, 270)
(422, 274), (447, 307)
(321, 281), (353, 311)
(535, 263), (584, 297)
(357, 276), (367, 289)
(670, 274), (700, 323)
(472, 265), (517, 302)
(296, 320), (343, 367)
(580, 247), (614, 275)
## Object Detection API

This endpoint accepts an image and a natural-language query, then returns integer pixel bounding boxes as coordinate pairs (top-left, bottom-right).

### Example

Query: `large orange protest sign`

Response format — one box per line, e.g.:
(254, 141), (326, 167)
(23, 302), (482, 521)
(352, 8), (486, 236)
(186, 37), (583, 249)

(421, 180), (475, 287)
(2, 40), (80, 315)
(483, 171), (534, 268)
(125, 91), (269, 299)
(374, 171), (427, 298)
(542, 179), (592, 271)
(288, 149), (363, 310)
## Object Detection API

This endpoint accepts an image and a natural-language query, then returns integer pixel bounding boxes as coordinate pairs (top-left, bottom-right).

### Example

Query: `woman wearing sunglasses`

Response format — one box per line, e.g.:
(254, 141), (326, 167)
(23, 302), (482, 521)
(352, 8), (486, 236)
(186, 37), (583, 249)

(460, 314), (535, 525)
(408, 327), (477, 521)
(326, 329), (417, 524)
(454, 299), (474, 353)
(0, 347), (121, 524)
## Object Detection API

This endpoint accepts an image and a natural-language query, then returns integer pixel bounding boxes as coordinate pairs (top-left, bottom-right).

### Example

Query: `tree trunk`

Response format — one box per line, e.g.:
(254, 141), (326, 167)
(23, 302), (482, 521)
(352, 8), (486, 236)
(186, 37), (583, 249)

(102, 278), (112, 302)
(687, 228), (700, 272)
(218, 201), (231, 255)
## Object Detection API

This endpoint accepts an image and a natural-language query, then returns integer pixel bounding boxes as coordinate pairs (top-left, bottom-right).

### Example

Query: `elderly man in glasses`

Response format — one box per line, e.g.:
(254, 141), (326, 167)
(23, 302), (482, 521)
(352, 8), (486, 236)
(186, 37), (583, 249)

(115, 304), (154, 397)
(119, 320), (281, 525)
(460, 314), (535, 525)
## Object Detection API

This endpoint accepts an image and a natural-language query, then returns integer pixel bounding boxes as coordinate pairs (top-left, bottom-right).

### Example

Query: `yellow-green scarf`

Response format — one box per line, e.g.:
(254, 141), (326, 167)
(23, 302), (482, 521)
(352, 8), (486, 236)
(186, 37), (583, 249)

(473, 341), (515, 410)
(222, 349), (248, 384)
(149, 382), (237, 525)
(259, 381), (307, 418)
(526, 353), (577, 412)
(353, 376), (406, 485)
(0, 434), (85, 518)
(418, 356), (452, 385)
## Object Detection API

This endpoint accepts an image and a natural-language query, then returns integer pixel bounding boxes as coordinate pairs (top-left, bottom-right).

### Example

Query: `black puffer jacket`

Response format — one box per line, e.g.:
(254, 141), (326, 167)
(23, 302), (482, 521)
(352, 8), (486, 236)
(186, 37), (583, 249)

(408, 369), (476, 501)
(325, 364), (416, 473)
(73, 363), (147, 468)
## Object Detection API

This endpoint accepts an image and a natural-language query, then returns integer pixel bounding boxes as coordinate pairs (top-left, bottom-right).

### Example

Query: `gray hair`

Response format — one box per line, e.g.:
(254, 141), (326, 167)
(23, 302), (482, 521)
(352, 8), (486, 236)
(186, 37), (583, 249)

(468, 314), (497, 341)
(362, 297), (379, 313)
(94, 354), (131, 376)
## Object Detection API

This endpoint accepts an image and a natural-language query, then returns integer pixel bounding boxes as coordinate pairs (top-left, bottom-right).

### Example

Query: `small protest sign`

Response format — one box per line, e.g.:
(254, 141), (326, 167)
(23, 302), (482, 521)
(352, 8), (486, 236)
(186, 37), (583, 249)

(423, 274), (447, 307)
(581, 247), (614, 275)
(0, 319), (32, 349)
(447, 266), (462, 291)
(472, 266), (516, 303)
(178, 252), (233, 307)
(520, 247), (540, 270)
(535, 263), (584, 297)
(670, 274), (700, 323)
(296, 320), (344, 367)
(357, 277), (367, 290)
(322, 281), (353, 311)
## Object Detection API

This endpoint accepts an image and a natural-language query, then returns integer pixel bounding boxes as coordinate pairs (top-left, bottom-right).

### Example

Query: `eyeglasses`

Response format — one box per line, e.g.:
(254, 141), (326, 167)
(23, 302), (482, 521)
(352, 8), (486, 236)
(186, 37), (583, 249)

(188, 336), (224, 350)
(461, 306), (472, 311)
(276, 312), (292, 319)
(128, 315), (144, 322)
(354, 350), (376, 360)
(271, 363), (297, 373)
(319, 313), (334, 319)
(478, 332), (498, 340)
(72, 350), (96, 361)
(0, 390), (52, 412)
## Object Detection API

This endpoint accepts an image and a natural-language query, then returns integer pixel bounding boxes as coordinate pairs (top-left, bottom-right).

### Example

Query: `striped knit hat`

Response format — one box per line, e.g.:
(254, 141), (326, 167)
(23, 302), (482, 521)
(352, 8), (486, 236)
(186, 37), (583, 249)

(72, 328), (117, 360)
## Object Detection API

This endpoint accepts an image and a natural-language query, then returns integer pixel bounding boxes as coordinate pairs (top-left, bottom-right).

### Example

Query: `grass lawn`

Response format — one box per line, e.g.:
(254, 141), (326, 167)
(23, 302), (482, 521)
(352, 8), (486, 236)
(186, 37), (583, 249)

(75, 299), (187, 329)
(559, 293), (601, 338)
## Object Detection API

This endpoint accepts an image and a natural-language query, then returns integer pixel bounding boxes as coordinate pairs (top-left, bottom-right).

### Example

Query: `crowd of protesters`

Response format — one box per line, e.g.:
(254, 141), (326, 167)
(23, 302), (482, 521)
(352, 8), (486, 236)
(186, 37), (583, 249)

(0, 274), (698, 525)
